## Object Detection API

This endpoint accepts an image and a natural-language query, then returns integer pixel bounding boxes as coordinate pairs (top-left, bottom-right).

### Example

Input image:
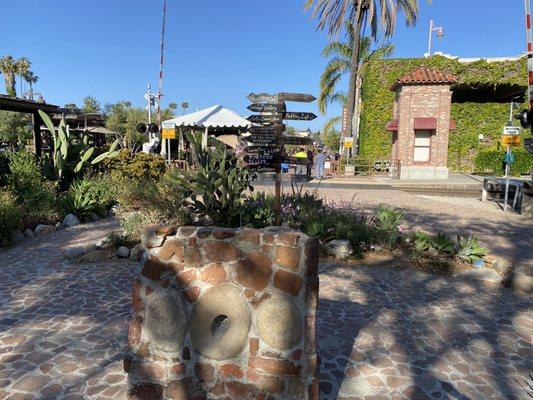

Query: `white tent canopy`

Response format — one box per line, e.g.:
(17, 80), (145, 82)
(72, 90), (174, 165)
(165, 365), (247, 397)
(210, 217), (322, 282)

(163, 105), (251, 148)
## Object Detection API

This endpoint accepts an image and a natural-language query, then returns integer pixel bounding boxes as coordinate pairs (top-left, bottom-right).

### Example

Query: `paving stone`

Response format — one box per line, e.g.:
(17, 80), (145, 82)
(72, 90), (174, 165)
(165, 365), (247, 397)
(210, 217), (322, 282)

(0, 217), (531, 399)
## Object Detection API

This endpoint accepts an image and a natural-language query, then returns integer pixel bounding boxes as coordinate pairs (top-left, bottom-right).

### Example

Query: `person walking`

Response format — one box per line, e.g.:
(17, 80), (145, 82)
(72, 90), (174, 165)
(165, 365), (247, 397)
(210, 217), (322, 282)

(314, 149), (326, 179)
(295, 147), (308, 175)
(306, 148), (314, 176)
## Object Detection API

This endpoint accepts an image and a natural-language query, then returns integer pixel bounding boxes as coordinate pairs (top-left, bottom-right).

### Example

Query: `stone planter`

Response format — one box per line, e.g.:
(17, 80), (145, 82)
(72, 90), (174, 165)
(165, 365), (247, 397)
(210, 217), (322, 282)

(125, 225), (319, 400)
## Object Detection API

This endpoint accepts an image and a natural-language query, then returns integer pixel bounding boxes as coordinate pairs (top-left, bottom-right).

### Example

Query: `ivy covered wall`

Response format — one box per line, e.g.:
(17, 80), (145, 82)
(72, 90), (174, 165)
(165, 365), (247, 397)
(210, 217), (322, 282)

(359, 55), (532, 174)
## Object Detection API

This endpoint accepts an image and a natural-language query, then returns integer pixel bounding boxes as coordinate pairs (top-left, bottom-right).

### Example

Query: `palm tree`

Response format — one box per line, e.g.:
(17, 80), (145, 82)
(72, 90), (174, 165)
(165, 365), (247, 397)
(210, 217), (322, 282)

(23, 70), (39, 100)
(16, 57), (31, 96)
(181, 102), (189, 115)
(0, 56), (19, 96)
(319, 23), (394, 114)
(305, 0), (420, 138)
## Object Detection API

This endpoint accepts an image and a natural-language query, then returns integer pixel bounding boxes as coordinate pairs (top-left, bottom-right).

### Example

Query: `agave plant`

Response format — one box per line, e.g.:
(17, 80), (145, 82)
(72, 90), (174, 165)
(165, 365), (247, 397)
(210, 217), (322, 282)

(431, 232), (455, 255)
(38, 110), (119, 185)
(61, 179), (98, 220)
(375, 205), (406, 247)
(456, 235), (488, 263)
(411, 231), (432, 252)
(164, 132), (254, 227)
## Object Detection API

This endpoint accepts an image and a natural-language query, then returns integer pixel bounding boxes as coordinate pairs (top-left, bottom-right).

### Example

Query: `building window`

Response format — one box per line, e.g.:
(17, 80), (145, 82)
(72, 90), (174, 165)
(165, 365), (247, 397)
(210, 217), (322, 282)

(413, 130), (431, 163)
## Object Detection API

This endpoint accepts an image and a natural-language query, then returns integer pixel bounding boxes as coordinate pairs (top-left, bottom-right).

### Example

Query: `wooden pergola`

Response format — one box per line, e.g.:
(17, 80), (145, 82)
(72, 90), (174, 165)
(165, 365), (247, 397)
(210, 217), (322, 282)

(0, 94), (60, 156)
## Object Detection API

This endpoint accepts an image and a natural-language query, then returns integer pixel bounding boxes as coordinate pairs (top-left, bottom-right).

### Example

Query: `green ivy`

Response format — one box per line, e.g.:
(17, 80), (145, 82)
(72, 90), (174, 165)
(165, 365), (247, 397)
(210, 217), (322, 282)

(474, 148), (533, 176)
(359, 55), (533, 173)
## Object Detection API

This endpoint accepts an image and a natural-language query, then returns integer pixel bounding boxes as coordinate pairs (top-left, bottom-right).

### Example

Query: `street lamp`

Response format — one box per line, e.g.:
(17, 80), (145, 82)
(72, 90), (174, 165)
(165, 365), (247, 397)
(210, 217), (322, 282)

(425, 19), (444, 57)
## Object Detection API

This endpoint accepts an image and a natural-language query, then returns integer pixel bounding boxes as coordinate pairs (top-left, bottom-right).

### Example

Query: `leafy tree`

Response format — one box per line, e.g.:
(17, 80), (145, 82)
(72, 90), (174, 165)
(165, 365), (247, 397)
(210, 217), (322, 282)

(0, 111), (32, 150)
(305, 0), (420, 137)
(322, 127), (341, 151)
(168, 102), (177, 111)
(64, 103), (78, 110)
(82, 96), (101, 113)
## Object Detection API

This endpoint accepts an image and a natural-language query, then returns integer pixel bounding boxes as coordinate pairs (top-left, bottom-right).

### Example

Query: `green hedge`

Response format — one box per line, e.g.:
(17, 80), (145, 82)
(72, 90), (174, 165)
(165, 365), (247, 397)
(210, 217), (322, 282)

(474, 148), (533, 176)
(359, 55), (529, 173)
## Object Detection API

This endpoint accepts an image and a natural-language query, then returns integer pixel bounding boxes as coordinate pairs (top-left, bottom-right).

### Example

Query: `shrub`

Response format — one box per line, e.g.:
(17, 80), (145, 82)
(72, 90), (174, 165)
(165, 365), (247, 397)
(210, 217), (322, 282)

(456, 235), (488, 263)
(104, 149), (166, 181)
(474, 148), (533, 176)
(166, 134), (253, 227)
(121, 212), (158, 242)
(7, 150), (61, 225)
(0, 190), (23, 242)
(374, 205), (405, 248)
(241, 192), (276, 228)
(60, 179), (99, 221)
(107, 231), (137, 250)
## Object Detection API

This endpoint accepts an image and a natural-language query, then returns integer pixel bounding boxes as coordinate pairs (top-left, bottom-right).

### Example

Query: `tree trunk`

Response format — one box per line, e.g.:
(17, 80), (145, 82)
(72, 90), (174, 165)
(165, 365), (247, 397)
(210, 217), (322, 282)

(345, 1), (365, 155)
(353, 72), (362, 156)
(4, 74), (16, 97)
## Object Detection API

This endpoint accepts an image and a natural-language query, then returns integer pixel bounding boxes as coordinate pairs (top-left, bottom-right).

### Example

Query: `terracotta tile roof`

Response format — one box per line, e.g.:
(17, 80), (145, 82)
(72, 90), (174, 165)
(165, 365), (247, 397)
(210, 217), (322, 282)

(391, 66), (457, 90)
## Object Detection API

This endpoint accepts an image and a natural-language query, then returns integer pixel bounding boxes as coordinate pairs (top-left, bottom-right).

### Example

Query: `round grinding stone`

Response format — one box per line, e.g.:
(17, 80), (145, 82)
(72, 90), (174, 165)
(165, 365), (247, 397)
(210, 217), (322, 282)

(144, 287), (187, 353)
(190, 283), (251, 360)
(256, 293), (302, 350)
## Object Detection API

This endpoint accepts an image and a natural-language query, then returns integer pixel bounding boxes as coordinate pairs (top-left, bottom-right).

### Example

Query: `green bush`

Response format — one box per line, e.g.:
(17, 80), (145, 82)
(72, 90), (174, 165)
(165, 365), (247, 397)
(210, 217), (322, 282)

(166, 134), (253, 227)
(374, 205), (405, 248)
(7, 150), (61, 225)
(0, 190), (23, 242)
(474, 148), (533, 176)
(105, 149), (166, 181)
(241, 192), (276, 228)
(456, 235), (488, 263)
(107, 231), (137, 250)
(60, 179), (99, 221)
(121, 212), (158, 242)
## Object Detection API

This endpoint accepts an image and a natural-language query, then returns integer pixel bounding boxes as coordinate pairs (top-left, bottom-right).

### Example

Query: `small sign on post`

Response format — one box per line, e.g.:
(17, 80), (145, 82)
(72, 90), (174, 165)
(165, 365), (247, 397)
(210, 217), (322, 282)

(501, 135), (521, 147)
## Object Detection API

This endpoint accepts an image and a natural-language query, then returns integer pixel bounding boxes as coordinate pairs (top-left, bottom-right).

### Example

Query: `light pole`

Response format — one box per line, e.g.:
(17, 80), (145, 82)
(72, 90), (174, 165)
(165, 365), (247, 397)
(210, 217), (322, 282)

(425, 19), (444, 57)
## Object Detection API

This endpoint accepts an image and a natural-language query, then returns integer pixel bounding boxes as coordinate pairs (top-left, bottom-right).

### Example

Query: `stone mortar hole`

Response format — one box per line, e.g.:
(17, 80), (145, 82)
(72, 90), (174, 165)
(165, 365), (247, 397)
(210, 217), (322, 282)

(212, 314), (230, 338)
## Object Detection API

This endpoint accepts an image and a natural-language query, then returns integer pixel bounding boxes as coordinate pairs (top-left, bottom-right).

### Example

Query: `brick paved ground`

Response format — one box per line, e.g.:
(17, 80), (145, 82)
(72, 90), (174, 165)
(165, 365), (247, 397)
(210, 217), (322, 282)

(254, 183), (533, 266)
(0, 218), (531, 399)
(318, 262), (532, 400)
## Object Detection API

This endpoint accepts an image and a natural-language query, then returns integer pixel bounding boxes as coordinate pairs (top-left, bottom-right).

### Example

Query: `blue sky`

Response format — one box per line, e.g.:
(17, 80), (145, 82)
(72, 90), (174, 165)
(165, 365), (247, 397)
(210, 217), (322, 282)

(0, 0), (527, 130)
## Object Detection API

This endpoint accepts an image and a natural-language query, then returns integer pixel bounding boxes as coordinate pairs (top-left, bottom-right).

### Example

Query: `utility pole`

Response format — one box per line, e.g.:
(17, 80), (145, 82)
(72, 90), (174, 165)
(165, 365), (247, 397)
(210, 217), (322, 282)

(426, 19), (444, 57)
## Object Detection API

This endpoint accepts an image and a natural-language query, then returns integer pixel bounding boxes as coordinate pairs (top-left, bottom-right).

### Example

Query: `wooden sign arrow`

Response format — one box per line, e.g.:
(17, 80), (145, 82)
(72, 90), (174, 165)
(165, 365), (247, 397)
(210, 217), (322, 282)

(247, 93), (279, 103)
(281, 136), (313, 145)
(249, 124), (284, 135)
(248, 114), (283, 123)
(246, 135), (278, 145)
(243, 154), (279, 165)
(282, 156), (310, 166)
(283, 112), (317, 121)
(247, 165), (277, 173)
(243, 146), (280, 156)
(247, 102), (286, 113)
(278, 92), (316, 103)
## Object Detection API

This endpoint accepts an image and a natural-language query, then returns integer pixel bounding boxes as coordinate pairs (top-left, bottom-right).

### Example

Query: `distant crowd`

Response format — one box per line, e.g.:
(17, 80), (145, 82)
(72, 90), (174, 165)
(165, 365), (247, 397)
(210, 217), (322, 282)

(281, 146), (339, 178)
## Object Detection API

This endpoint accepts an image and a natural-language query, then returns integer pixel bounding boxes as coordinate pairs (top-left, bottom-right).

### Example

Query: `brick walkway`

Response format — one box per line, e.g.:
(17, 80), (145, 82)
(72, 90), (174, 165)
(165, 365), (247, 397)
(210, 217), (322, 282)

(0, 219), (531, 399)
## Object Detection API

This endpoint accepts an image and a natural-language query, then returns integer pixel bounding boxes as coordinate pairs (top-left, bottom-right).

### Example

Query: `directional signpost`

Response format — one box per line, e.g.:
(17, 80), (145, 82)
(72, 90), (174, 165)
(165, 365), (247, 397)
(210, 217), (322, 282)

(244, 92), (317, 225)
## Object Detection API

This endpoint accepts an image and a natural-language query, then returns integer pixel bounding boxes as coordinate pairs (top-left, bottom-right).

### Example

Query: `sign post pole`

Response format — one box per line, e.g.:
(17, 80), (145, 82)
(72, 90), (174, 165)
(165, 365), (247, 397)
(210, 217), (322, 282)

(503, 145), (511, 212)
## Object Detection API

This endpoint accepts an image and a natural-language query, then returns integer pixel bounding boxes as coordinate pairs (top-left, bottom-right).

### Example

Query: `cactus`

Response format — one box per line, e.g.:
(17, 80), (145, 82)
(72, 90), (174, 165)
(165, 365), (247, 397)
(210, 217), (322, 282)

(38, 110), (119, 182)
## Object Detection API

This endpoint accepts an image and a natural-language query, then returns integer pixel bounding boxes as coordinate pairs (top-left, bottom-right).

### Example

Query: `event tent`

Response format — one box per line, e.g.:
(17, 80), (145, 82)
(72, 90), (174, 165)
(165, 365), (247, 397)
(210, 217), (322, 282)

(163, 105), (251, 148)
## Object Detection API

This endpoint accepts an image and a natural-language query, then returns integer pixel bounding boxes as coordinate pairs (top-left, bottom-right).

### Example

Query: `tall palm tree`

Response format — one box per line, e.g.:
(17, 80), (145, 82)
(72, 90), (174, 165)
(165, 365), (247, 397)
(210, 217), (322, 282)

(181, 102), (189, 115)
(305, 0), (420, 138)
(23, 70), (39, 100)
(16, 57), (31, 96)
(319, 23), (394, 114)
(0, 56), (19, 96)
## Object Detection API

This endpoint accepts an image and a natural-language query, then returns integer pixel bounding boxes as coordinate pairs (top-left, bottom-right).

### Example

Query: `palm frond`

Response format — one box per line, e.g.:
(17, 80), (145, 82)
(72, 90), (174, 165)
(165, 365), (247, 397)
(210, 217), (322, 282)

(323, 115), (342, 135)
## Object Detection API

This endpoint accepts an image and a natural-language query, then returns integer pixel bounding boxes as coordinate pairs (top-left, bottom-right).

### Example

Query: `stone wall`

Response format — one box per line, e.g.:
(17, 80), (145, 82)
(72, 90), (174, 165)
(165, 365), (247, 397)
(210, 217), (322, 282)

(124, 225), (319, 400)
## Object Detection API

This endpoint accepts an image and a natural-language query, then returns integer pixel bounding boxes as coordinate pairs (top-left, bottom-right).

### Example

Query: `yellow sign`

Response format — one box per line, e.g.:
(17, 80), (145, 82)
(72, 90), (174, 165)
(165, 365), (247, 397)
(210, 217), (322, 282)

(501, 135), (521, 147)
(162, 129), (176, 139)
(343, 137), (353, 149)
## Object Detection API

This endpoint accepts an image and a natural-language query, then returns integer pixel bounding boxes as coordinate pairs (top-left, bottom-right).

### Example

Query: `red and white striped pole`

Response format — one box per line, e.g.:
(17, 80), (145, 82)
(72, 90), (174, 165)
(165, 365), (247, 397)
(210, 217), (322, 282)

(158, 0), (167, 156)
(526, 0), (533, 115)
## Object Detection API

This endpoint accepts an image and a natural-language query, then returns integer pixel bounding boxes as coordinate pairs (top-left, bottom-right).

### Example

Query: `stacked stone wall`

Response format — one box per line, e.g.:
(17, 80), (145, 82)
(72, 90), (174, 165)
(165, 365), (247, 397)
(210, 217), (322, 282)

(125, 225), (319, 400)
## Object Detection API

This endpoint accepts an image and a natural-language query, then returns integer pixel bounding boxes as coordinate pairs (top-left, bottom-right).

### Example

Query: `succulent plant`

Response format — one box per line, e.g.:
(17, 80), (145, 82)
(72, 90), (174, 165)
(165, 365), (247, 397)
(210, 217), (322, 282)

(456, 235), (488, 263)
(38, 110), (119, 183)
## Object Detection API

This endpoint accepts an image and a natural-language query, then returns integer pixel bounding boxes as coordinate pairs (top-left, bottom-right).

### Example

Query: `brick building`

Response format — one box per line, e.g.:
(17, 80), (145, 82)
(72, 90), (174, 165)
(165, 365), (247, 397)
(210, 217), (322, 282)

(386, 66), (457, 179)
